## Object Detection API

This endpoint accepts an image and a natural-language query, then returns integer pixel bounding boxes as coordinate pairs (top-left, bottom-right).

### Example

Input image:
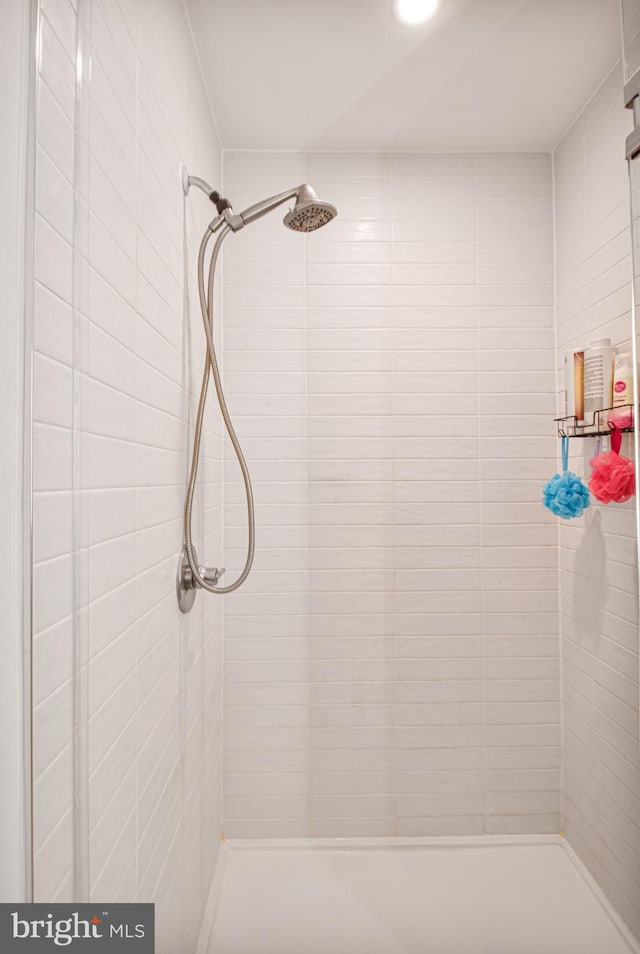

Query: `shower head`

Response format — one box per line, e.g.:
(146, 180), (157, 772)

(237, 183), (337, 232)
(282, 185), (337, 233)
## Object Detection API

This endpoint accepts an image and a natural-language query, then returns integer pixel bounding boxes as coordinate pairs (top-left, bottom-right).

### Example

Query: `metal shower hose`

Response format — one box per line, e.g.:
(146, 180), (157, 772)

(183, 223), (255, 594)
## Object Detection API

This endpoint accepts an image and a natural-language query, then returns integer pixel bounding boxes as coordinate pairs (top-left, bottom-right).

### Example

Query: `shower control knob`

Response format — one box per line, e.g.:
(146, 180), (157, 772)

(199, 565), (225, 586)
(176, 545), (225, 613)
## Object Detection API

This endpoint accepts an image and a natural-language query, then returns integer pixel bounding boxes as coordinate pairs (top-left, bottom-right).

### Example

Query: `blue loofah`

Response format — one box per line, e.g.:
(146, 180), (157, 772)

(542, 435), (590, 519)
(542, 470), (590, 518)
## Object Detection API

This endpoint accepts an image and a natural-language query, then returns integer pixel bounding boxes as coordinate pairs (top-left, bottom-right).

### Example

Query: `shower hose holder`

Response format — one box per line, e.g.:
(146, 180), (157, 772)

(176, 546), (225, 614)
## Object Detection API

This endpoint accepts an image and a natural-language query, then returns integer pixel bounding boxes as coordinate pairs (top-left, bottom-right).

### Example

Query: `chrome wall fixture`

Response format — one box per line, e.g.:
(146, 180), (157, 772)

(177, 167), (337, 613)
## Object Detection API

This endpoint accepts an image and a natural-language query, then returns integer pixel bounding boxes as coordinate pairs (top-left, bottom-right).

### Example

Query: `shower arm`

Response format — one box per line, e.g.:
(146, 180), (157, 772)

(183, 169), (234, 218)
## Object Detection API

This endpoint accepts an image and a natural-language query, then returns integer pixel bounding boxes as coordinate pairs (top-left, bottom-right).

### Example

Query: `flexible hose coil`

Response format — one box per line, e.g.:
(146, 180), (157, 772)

(183, 224), (255, 594)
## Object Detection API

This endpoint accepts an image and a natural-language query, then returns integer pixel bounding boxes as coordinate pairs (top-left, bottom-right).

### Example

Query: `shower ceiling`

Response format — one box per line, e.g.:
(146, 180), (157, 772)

(186, 0), (621, 152)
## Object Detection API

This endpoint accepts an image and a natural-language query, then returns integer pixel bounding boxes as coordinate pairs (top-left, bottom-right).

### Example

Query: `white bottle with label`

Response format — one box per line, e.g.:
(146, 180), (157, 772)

(583, 337), (615, 420)
(564, 348), (585, 420)
(612, 351), (634, 406)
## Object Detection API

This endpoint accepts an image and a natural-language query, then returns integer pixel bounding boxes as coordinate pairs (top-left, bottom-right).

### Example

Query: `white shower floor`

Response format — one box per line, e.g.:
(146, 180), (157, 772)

(200, 836), (640, 954)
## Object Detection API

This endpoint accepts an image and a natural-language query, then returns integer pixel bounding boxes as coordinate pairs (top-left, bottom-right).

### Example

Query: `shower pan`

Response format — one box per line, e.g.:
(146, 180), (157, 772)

(176, 169), (337, 611)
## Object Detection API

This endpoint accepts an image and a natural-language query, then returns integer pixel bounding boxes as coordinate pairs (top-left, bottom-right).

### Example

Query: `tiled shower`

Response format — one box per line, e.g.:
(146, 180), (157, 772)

(221, 148), (560, 839)
(14, 0), (640, 951)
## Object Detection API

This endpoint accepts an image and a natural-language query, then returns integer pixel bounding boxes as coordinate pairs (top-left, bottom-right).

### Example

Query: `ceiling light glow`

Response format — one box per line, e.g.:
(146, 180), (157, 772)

(393, 0), (439, 25)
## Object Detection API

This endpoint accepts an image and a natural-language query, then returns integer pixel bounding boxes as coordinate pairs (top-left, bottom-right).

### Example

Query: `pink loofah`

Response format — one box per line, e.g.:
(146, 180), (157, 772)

(589, 426), (635, 504)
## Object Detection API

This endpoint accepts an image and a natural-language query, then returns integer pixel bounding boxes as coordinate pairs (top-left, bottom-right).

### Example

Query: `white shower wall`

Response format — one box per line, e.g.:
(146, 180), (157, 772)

(221, 150), (560, 838)
(31, 0), (223, 947)
(553, 64), (640, 939)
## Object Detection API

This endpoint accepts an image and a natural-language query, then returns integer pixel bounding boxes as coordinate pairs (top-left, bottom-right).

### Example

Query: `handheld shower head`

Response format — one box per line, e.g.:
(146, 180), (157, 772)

(237, 183), (337, 232)
(181, 169), (337, 234)
(282, 184), (337, 233)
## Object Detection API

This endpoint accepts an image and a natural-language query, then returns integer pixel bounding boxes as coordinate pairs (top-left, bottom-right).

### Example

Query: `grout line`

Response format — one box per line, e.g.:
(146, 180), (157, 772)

(550, 131), (565, 839)
(473, 155), (488, 834)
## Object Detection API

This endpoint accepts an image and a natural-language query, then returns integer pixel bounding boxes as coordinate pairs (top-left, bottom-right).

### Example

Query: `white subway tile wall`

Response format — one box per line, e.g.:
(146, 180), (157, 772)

(553, 64), (640, 939)
(32, 0), (223, 949)
(221, 150), (560, 838)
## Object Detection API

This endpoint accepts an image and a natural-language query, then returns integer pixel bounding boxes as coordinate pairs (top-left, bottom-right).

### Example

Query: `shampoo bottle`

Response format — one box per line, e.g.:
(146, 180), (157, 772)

(612, 351), (634, 407)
